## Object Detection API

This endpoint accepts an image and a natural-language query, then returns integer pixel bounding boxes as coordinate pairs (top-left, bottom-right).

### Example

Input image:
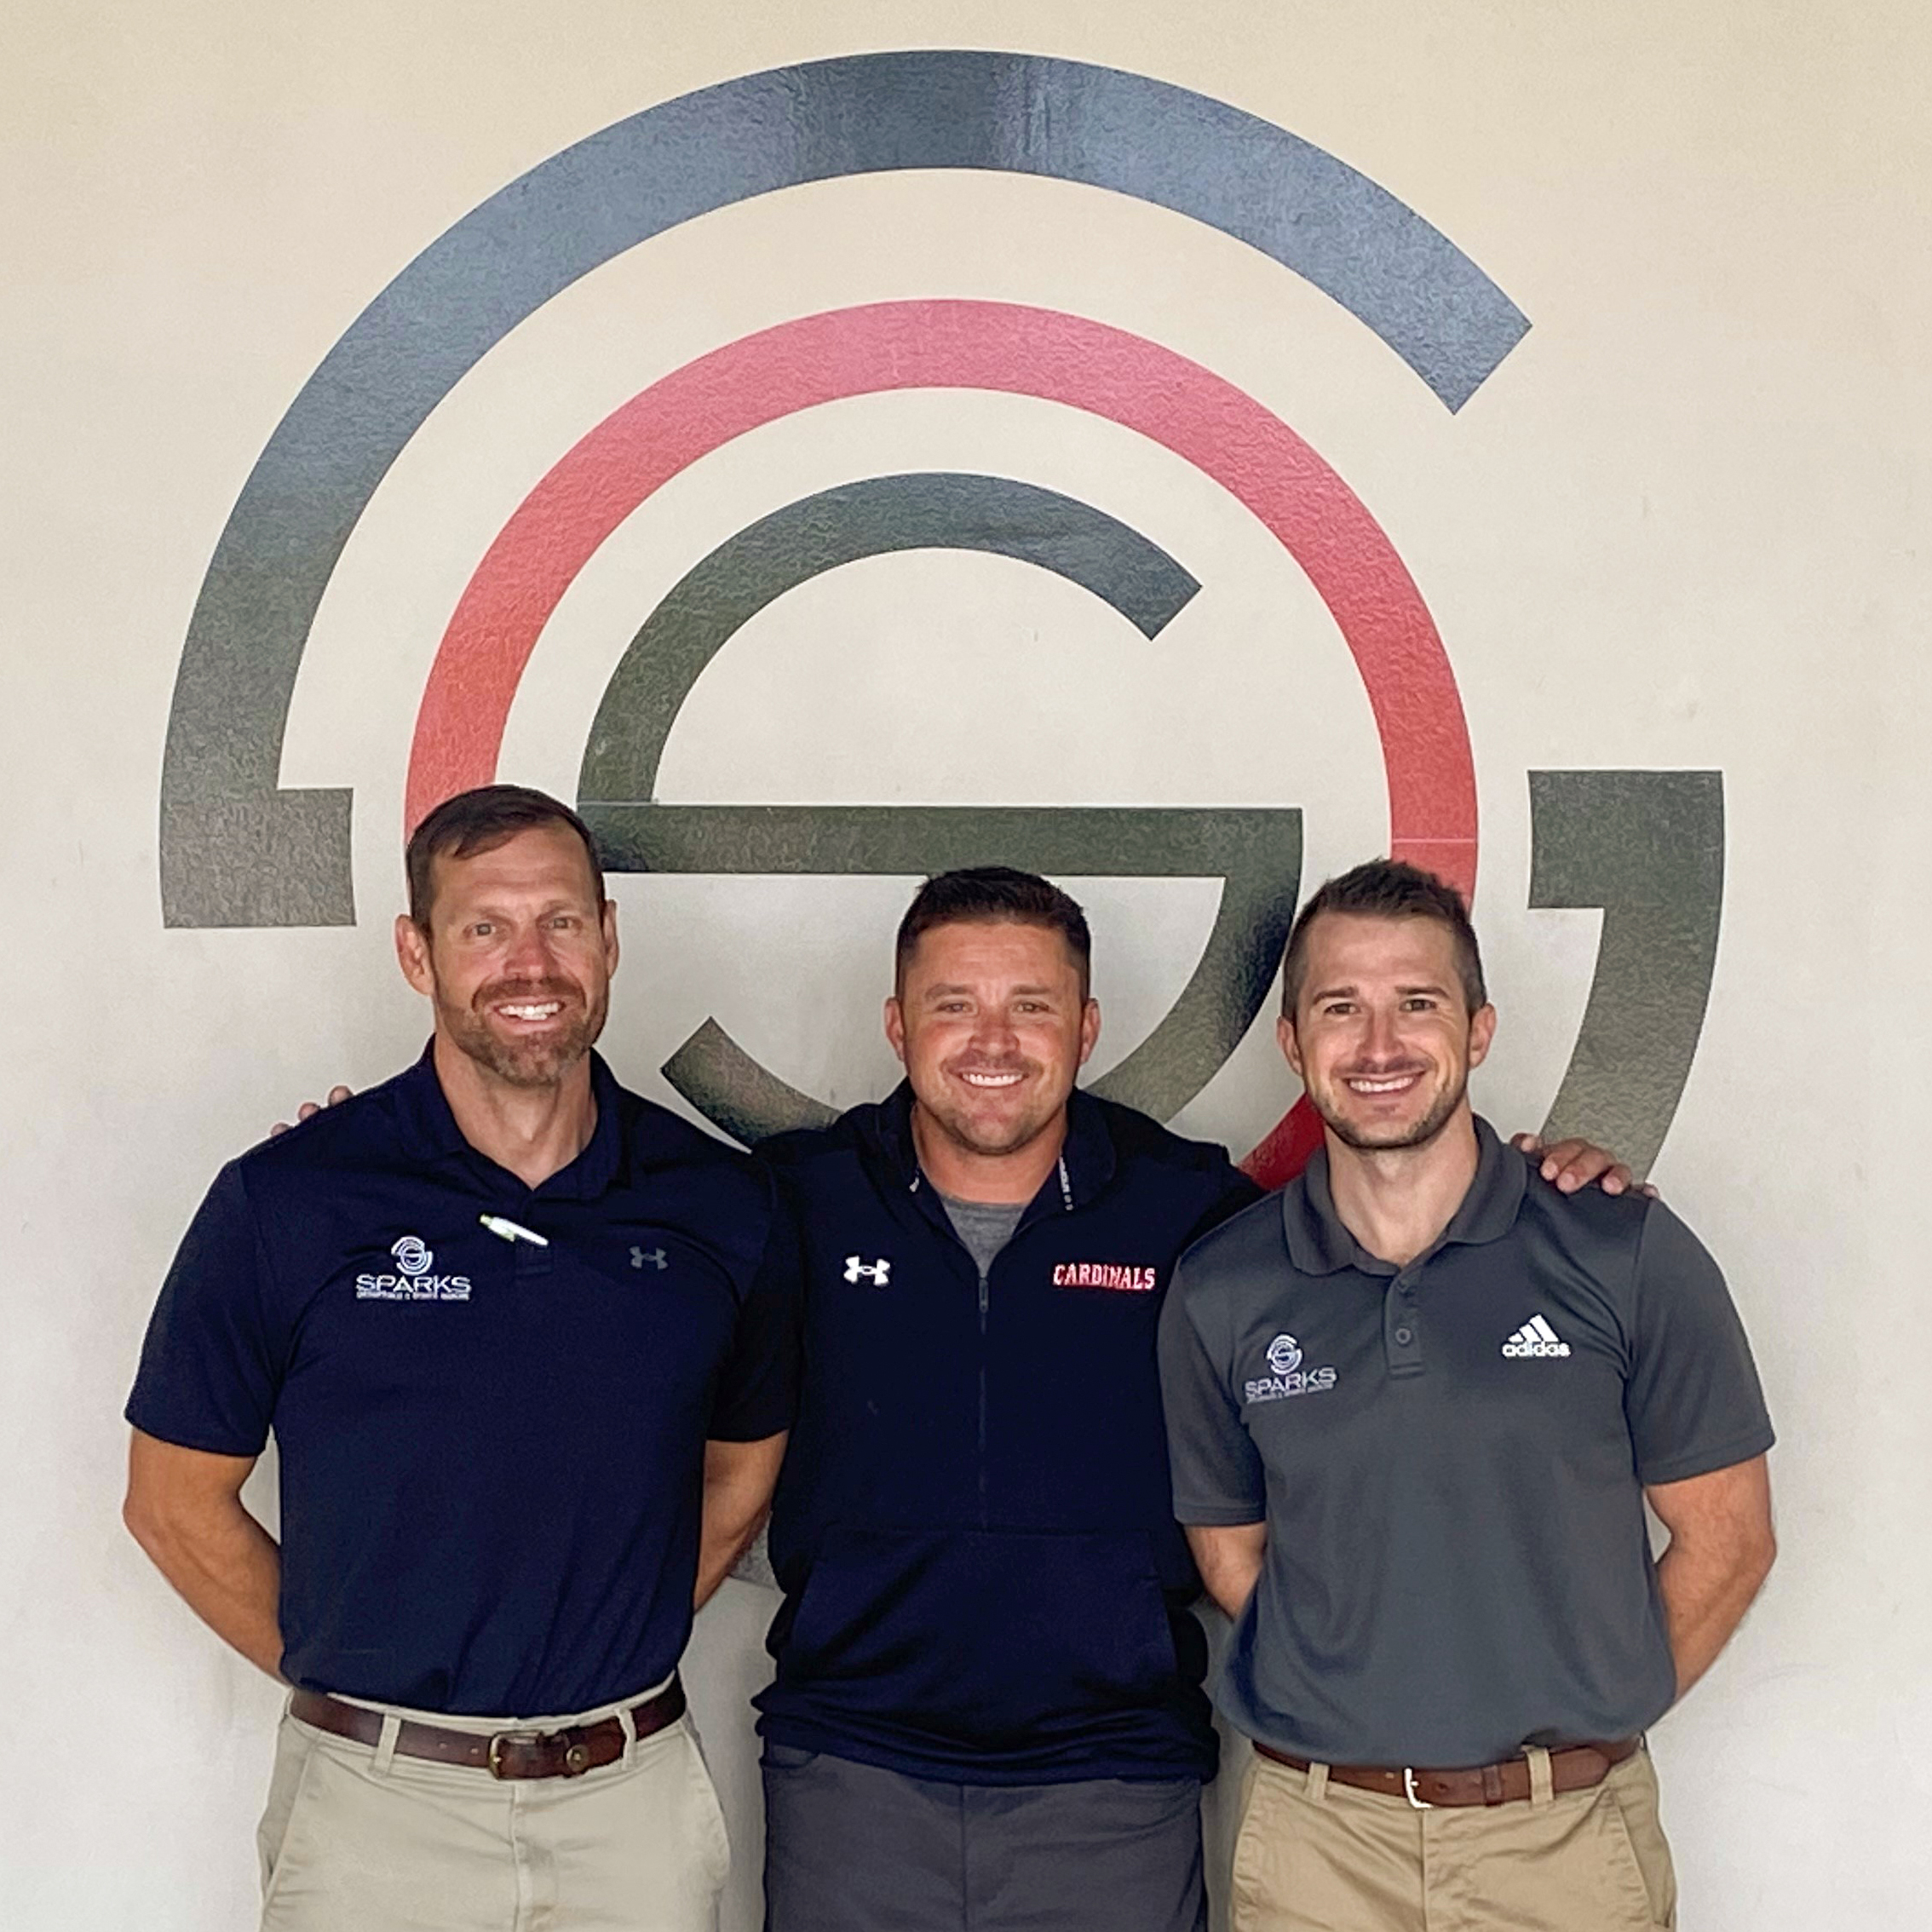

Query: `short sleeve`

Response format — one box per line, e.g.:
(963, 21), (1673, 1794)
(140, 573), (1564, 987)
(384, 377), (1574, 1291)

(1159, 1265), (1267, 1524)
(708, 1170), (802, 1442)
(1625, 1202), (1775, 1486)
(1183, 1163), (1267, 1250)
(125, 1162), (282, 1457)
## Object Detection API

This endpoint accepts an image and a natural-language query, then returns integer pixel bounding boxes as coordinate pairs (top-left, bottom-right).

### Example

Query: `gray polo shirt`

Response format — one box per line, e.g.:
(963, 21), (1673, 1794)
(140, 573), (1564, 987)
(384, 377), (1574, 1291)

(1159, 1118), (1773, 1768)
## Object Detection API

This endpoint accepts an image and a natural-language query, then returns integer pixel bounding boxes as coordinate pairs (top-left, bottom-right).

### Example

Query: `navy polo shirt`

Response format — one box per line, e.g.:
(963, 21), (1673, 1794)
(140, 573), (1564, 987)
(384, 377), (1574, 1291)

(127, 1047), (797, 1717)
(755, 1084), (1259, 1785)
(1160, 1118), (1774, 1768)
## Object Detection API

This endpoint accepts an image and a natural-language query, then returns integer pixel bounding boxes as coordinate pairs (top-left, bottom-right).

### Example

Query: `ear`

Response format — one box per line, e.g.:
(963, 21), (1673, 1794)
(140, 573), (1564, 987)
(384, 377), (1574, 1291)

(1275, 1012), (1306, 1081)
(883, 994), (908, 1066)
(394, 913), (434, 998)
(600, 897), (619, 977)
(1077, 998), (1101, 1067)
(1468, 1002), (1498, 1070)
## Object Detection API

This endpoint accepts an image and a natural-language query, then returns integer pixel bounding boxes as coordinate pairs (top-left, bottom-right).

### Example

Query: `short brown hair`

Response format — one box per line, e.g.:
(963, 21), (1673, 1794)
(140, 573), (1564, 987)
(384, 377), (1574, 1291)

(405, 785), (605, 927)
(894, 867), (1092, 992)
(1280, 859), (1486, 1017)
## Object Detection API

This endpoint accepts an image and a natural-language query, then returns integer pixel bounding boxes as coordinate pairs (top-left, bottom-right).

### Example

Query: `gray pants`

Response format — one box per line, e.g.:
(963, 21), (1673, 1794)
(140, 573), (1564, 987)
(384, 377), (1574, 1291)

(762, 1745), (1207, 1932)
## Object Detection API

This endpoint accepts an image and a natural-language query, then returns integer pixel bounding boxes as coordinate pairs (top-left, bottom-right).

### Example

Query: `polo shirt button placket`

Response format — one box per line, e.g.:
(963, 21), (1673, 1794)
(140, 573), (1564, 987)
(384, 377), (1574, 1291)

(1386, 1273), (1425, 1377)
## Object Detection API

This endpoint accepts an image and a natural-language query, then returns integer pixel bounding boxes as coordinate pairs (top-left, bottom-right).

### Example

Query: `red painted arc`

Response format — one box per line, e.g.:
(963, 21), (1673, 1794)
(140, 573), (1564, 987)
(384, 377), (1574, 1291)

(405, 298), (1479, 1184)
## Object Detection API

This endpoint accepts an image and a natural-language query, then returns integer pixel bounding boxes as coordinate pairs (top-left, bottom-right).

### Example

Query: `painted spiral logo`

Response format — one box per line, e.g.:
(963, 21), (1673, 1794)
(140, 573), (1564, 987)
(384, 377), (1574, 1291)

(391, 1236), (432, 1277)
(158, 50), (1723, 1182)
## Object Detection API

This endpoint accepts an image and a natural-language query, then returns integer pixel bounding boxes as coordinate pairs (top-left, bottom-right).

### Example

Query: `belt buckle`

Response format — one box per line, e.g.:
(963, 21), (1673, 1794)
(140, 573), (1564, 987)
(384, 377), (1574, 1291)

(487, 1728), (541, 1780)
(1402, 1768), (1433, 1811)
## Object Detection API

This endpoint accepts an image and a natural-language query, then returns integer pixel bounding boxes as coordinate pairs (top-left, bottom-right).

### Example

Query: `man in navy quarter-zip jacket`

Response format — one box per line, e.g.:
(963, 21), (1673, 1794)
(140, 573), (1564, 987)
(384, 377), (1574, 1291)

(751, 868), (1631, 1932)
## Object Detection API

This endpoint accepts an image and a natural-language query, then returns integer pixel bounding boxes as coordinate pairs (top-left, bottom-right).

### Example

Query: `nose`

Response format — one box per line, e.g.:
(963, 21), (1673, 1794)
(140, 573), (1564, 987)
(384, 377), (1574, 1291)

(971, 1007), (1019, 1054)
(501, 921), (555, 979)
(1360, 1003), (1402, 1064)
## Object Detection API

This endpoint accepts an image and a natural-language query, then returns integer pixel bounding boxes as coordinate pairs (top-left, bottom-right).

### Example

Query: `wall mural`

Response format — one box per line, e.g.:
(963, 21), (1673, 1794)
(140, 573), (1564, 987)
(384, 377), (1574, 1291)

(156, 49), (1723, 1181)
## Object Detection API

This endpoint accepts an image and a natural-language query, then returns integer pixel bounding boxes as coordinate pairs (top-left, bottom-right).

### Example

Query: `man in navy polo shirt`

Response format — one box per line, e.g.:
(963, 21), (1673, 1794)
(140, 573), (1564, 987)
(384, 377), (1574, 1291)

(1159, 860), (1776, 1931)
(124, 785), (796, 1932)
(750, 868), (1635, 1932)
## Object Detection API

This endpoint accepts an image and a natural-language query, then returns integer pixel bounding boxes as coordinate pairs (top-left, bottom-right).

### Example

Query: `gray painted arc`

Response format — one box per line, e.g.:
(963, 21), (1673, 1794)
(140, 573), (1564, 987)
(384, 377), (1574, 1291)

(158, 49), (1528, 926)
(578, 471), (1199, 802)
(1529, 769), (1725, 1179)
(581, 804), (1300, 1138)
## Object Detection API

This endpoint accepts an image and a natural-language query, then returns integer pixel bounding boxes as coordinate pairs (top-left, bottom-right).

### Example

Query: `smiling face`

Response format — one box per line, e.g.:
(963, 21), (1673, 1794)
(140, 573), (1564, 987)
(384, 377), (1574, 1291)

(394, 822), (618, 1090)
(1279, 911), (1494, 1153)
(884, 917), (1100, 1167)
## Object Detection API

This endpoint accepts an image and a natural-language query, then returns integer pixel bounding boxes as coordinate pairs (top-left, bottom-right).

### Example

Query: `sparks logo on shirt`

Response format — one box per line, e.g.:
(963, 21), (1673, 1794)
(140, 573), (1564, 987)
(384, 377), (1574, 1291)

(1052, 1262), (1159, 1293)
(1245, 1332), (1337, 1404)
(356, 1234), (473, 1302)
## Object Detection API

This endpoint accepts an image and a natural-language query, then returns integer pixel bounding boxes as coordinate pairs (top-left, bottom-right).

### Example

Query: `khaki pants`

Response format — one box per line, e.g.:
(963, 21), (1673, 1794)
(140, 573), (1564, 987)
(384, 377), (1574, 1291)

(1229, 1745), (1676, 1932)
(257, 1682), (731, 1932)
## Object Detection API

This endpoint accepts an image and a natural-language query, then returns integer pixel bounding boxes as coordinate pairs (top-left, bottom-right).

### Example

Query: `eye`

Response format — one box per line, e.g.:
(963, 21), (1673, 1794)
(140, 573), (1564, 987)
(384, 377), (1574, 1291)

(467, 921), (495, 939)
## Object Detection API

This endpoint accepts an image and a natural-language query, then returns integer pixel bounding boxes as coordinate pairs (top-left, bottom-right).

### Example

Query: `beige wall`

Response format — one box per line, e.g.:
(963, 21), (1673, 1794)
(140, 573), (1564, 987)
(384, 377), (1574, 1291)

(4, 3), (1928, 1925)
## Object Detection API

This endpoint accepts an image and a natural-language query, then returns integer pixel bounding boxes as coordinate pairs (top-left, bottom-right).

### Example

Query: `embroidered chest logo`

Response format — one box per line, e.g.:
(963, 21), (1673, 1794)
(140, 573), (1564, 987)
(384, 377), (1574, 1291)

(1052, 1262), (1159, 1293)
(356, 1235), (472, 1302)
(844, 1256), (891, 1285)
(1245, 1332), (1337, 1405)
(632, 1246), (668, 1271)
(1501, 1314), (1572, 1359)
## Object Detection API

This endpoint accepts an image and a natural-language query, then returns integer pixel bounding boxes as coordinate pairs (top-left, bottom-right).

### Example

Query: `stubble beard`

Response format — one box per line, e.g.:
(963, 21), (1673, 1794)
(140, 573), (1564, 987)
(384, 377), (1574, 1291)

(1316, 1066), (1469, 1154)
(440, 975), (607, 1090)
(915, 1061), (1064, 1162)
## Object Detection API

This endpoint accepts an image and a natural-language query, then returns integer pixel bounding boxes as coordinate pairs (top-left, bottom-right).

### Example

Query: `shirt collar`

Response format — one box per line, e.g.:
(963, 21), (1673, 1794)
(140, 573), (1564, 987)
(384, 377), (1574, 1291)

(1282, 1114), (1527, 1276)
(393, 1039), (623, 1199)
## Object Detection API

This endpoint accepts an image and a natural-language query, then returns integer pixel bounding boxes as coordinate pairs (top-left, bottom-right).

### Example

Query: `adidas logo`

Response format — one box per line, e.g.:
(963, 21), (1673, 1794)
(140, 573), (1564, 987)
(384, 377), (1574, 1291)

(1501, 1314), (1572, 1359)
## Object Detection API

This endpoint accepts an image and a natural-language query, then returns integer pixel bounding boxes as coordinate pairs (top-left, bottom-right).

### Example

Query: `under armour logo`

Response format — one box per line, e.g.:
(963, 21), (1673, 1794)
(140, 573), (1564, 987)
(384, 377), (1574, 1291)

(843, 1256), (891, 1285)
(632, 1247), (668, 1271)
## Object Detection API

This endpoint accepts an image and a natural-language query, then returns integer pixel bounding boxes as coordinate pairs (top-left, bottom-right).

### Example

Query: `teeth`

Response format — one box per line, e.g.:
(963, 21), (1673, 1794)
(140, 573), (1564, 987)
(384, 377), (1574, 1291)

(960, 1071), (1024, 1087)
(1348, 1076), (1417, 1093)
(501, 1003), (561, 1020)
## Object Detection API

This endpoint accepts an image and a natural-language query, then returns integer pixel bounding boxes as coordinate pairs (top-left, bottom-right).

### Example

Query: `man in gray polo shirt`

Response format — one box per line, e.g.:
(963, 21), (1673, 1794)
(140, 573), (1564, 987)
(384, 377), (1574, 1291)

(1159, 859), (1774, 1932)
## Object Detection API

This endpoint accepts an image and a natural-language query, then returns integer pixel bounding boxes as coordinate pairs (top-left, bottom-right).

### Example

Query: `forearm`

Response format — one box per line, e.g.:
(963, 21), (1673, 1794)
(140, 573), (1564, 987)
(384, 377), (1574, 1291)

(125, 1491), (285, 1678)
(1655, 1532), (1774, 1698)
(1185, 1522), (1267, 1620)
(693, 1432), (785, 1608)
(694, 1495), (767, 1608)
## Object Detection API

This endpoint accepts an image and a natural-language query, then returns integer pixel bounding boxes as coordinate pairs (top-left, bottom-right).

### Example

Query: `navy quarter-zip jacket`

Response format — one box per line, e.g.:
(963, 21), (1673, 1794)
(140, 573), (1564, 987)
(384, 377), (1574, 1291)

(755, 1084), (1259, 1785)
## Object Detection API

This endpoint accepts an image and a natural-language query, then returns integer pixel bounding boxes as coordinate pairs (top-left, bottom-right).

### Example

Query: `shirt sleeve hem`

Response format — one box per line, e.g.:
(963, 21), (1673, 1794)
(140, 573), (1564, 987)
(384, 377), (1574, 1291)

(1637, 1423), (1775, 1487)
(1172, 1501), (1268, 1527)
(704, 1406), (795, 1444)
(124, 1406), (268, 1459)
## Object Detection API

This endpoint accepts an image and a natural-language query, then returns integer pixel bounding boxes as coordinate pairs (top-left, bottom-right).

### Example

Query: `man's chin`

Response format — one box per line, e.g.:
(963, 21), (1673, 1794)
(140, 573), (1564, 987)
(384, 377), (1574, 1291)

(452, 1021), (598, 1090)
(1317, 1090), (1463, 1153)
(917, 1095), (1060, 1162)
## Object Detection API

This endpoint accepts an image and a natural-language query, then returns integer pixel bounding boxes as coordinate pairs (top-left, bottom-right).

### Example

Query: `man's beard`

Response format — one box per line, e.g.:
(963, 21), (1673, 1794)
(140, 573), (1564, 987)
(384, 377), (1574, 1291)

(1315, 1065), (1469, 1154)
(440, 976), (606, 1089)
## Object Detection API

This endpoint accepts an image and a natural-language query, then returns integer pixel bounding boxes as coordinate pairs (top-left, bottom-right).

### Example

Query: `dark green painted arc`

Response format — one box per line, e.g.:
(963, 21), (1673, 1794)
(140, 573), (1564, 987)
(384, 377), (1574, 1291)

(578, 472), (1199, 802)
(583, 806), (1301, 1142)
(1529, 770), (1724, 1179)
(159, 48), (1529, 927)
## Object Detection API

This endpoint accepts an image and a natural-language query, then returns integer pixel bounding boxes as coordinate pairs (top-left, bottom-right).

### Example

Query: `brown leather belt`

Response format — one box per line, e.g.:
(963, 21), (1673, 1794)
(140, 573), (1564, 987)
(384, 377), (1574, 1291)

(1254, 1736), (1640, 1808)
(290, 1677), (686, 1780)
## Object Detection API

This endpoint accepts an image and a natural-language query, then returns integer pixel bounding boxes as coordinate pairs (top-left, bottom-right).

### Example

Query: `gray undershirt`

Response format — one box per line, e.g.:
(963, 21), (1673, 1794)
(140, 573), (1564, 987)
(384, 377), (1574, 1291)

(937, 1191), (1027, 1278)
